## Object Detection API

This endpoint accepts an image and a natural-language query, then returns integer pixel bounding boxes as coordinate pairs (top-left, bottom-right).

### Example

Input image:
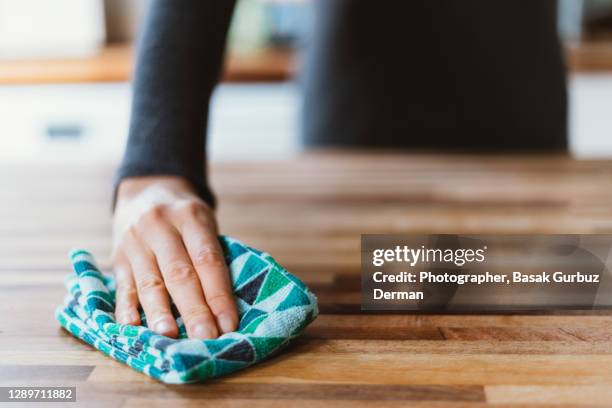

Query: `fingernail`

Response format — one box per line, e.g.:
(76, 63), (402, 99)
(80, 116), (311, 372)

(154, 318), (174, 336)
(218, 313), (236, 334)
(191, 323), (216, 339)
(127, 310), (142, 324)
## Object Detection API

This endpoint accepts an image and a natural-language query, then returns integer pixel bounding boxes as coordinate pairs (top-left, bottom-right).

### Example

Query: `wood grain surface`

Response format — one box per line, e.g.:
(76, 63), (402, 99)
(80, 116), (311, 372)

(1, 151), (612, 407)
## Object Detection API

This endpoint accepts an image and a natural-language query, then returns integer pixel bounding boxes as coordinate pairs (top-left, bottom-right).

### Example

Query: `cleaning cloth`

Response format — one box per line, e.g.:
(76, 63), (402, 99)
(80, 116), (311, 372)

(55, 236), (318, 384)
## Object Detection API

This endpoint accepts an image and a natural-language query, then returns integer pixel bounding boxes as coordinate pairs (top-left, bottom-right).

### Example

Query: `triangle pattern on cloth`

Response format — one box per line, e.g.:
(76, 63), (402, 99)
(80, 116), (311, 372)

(173, 353), (210, 372)
(214, 359), (248, 376)
(235, 269), (268, 305)
(225, 241), (248, 261)
(234, 255), (270, 289)
(216, 339), (255, 362)
(277, 285), (312, 311)
(239, 307), (266, 329)
(250, 336), (287, 359)
(204, 338), (235, 356)
(242, 314), (268, 334)
(255, 268), (291, 304)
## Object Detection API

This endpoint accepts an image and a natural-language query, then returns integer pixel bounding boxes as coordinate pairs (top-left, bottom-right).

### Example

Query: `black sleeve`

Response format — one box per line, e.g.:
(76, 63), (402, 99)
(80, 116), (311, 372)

(114, 0), (236, 209)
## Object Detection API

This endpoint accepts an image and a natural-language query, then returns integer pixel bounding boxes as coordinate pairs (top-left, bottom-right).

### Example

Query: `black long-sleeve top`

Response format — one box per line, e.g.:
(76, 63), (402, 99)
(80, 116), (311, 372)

(116, 0), (567, 208)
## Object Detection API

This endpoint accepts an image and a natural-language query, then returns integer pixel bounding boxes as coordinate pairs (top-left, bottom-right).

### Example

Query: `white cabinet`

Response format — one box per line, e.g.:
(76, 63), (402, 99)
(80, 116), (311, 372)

(0, 82), (299, 163)
(0, 83), (131, 163)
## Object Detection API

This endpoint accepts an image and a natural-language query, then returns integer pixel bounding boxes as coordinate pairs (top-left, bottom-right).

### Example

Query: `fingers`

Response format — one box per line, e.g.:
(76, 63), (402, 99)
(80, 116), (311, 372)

(122, 227), (179, 338)
(139, 217), (219, 340)
(179, 216), (238, 334)
(113, 189), (238, 340)
(114, 257), (141, 325)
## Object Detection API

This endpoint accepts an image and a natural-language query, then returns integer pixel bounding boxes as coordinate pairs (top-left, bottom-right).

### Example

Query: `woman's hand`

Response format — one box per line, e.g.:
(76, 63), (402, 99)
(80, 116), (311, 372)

(112, 176), (238, 339)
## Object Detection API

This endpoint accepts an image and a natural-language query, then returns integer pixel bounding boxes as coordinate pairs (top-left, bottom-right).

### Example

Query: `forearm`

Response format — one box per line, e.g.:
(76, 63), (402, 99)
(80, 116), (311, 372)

(115, 0), (236, 208)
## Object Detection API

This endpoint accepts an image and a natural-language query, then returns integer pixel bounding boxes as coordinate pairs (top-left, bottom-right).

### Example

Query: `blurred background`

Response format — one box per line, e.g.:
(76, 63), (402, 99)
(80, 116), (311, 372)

(0, 0), (611, 165)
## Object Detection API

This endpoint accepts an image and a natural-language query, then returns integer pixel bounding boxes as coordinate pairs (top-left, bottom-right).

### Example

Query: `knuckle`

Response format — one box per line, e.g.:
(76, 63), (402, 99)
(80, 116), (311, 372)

(123, 225), (139, 244)
(200, 216), (217, 232)
(173, 199), (201, 216)
(118, 286), (138, 300)
(138, 275), (165, 292)
(180, 304), (212, 322)
(205, 292), (234, 311)
(193, 246), (225, 269)
(165, 261), (197, 284)
(137, 204), (166, 228)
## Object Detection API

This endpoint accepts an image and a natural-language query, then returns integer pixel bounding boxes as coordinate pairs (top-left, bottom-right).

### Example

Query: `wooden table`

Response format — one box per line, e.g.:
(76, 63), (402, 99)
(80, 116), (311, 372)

(2, 152), (612, 407)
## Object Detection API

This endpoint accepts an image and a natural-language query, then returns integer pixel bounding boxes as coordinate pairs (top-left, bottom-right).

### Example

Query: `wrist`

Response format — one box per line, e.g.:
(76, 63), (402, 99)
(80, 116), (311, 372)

(117, 176), (199, 202)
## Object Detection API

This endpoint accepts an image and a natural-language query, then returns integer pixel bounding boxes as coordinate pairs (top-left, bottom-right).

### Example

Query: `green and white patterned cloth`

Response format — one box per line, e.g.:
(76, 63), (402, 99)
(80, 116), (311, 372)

(55, 236), (318, 384)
